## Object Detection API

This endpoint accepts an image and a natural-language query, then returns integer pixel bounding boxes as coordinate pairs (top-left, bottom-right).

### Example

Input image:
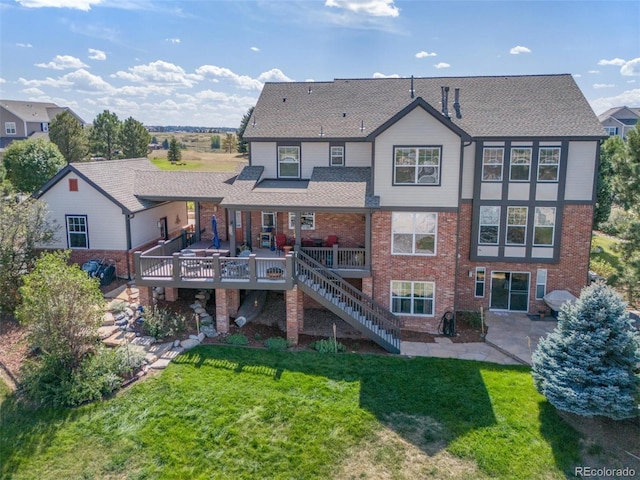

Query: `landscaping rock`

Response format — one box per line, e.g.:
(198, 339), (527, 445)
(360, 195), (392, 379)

(131, 336), (155, 348)
(198, 332), (205, 342)
(97, 325), (119, 340)
(102, 312), (115, 326)
(180, 338), (200, 350)
(194, 307), (206, 315)
(103, 330), (136, 347)
(201, 325), (217, 338)
(149, 357), (172, 369)
(174, 339), (181, 347)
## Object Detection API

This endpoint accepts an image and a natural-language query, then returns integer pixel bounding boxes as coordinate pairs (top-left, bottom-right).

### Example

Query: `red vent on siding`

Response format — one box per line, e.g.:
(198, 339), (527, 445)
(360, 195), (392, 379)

(69, 178), (78, 191)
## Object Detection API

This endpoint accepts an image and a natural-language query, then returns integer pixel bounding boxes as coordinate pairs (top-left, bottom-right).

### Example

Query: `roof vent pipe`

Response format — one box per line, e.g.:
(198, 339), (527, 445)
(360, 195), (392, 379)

(441, 86), (450, 119)
(410, 75), (415, 99)
(453, 88), (462, 119)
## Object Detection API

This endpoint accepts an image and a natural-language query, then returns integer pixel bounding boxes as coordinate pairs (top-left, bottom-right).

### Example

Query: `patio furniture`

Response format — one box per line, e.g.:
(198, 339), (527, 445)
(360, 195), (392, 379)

(326, 235), (338, 247)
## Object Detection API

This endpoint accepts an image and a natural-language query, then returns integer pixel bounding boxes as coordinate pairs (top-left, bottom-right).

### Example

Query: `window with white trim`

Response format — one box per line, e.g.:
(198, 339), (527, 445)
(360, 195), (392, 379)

(475, 267), (486, 297)
(506, 206), (528, 245)
(478, 206), (500, 244)
(536, 269), (547, 300)
(261, 211), (275, 229)
(330, 146), (344, 166)
(391, 281), (434, 316)
(537, 147), (560, 182)
(482, 148), (503, 181)
(391, 212), (437, 255)
(533, 207), (556, 245)
(288, 212), (315, 230)
(393, 147), (441, 184)
(509, 148), (531, 181)
(66, 215), (88, 249)
(278, 146), (300, 178)
(5, 122), (16, 135)
(604, 126), (618, 136)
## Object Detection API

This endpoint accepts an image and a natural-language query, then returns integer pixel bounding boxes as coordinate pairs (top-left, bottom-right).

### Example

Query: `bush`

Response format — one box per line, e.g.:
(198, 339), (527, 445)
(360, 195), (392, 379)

(310, 338), (346, 354)
(455, 310), (482, 329)
(599, 207), (634, 236)
(225, 334), (249, 346)
(143, 307), (187, 340)
(264, 337), (289, 350)
(589, 258), (618, 284)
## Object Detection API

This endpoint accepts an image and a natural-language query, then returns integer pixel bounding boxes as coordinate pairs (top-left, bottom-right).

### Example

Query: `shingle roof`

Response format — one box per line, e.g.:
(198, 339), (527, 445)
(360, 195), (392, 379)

(245, 74), (605, 140)
(1, 100), (85, 124)
(221, 166), (378, 210)
(134, 171), (237, 201)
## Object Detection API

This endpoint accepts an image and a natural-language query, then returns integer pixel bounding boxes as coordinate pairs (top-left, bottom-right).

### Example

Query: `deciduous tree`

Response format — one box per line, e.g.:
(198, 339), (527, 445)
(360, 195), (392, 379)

(90, 110), (121, 160)
(49, 110), (88, 163)
(532, 283), (640, 420)
(221, 133), (236, 154)
(2, 137), (66, 193)
(119, 116), (151, 158)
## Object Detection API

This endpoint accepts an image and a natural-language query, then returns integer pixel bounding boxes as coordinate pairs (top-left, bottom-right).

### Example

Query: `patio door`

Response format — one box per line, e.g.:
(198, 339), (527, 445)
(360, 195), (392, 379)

(490, 272), (530, 311)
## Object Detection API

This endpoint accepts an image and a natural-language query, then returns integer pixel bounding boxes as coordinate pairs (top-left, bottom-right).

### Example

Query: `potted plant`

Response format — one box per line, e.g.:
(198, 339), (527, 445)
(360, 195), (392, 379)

(266, 266), (284, 279)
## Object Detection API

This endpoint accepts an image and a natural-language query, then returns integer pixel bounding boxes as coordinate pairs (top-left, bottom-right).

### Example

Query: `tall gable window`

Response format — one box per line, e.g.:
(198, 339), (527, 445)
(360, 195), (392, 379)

(509, 148), (531, 181)
(478, 206), (500, 244)
(5, 122), (16, 135)
(506, 206), (528, 245)
(537, 148), (560, 181)
(482, 148), (503, 181)
(393, 147), (441, 185)
(392, 212), (437, 255)
(330, 146), (344, 166)
(278, 146), (300, 178)
(66, 215), (88, 249)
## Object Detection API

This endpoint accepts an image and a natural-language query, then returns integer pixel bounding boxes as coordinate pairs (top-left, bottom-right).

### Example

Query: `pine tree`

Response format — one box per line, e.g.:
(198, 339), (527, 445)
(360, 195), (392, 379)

(532, 283), (640, 420)
(167, 137), (181, 164)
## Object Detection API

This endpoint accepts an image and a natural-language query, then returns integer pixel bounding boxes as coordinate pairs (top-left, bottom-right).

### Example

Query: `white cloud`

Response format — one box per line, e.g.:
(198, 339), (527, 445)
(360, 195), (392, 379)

(325, 0), (399, 17)
(62, 69), (114, 92)
(621, 57), (640, 76)
(16, 0), (102, 11)
(589, 88), (640, 115)
(196, 65), (267, 90)
(588, 70), (600, 74)
(415, 51), (436, 58)
(573, 74), (582, 78)
(593, 83), (615, 89)
(257, 68), (293, 83)
(628, 79), (637, 83)
(166, 38), (181, 44)
(35, 55), (88, 70)
(434, 62), (450, 69)
(88, 48), (106, 60)
(509, 45), (531, 55)
(251, 47), (260, 52)
(0, 78), (6, 84)
(16, 43), (33, 48)
(21, 87), (45, 95)
(116, 84), (174, 98)
(598, 58), (626, 66)
(372, 72), (400, 78)
(112, 60), (200, 87)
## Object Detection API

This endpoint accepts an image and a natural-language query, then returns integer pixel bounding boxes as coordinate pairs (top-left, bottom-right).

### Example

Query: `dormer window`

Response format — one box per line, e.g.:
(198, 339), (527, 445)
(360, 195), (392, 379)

(278, 145), (300, 178)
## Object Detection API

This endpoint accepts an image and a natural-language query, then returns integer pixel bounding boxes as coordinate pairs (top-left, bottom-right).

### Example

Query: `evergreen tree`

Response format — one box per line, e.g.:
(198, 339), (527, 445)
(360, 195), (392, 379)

(151, 136), (158, 144)
(211, 135), (221, 150)
(593, 137), (620, 228)
(162, 138), (169, 149)
(90, 110), (121, 160)
(611, 124), (640, 212)
(119, 116), (151, 158)
(532, 283), (640, 420)
(167, 137), (181, 164)
(236, 106), (254, 154)
(49, 110), (88, 163)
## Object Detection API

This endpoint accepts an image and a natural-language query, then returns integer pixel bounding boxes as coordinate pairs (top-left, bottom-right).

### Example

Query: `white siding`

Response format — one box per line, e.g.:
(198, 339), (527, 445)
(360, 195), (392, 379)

(250, 142), (277, 178)
(301, 142), (328, 177)
(535, 183), (558, 201)
(130, 202), (188, 249)
(504, 246), (526, 257)
(531, 247), (554, 258)
(461, 143), (476, 199)
(508, 183), (529, 200)
(565, 141), (597, 201)
(345, 142), (371, 167)
(477, 246), (499, 256)
(39, 172), (127, 250)
(373, 107), (462, 208)
(481, 183), (502, 200)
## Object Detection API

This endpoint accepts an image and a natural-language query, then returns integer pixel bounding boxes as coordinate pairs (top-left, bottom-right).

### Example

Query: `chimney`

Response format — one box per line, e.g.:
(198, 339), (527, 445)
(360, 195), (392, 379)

(453, 88), (462, 119)
(441, 86), (450, 119)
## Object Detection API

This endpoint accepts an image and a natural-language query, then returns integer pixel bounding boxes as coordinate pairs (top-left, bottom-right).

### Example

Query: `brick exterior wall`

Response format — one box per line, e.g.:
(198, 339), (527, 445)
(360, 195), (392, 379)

(456, 203), (593, 313)
(286, 285), (304, 344)
(198, 202), (227, 242)
(369, 210), (458, 333)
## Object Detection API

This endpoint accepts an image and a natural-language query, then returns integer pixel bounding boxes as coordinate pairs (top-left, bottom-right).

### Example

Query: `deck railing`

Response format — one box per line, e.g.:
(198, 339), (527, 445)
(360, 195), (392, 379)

(301, 245), (366, 269)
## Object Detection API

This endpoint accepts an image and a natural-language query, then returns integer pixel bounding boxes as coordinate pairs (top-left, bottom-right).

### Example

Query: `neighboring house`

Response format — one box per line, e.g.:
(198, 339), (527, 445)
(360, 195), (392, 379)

(33, 158), (189, 281)
(598, 106), (640, 139)
(0, 99), (85, 150)
(35, 74), (605, 354)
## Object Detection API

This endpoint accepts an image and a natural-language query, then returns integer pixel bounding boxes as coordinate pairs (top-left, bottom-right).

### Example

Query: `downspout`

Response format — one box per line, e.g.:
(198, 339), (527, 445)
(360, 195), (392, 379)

(453, 137), (473, 314)
(125, 212), (134, 280)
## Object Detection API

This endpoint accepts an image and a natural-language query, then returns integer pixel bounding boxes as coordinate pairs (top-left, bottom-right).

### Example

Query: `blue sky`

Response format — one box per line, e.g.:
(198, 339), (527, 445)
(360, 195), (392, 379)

(1, 0), (639, 127)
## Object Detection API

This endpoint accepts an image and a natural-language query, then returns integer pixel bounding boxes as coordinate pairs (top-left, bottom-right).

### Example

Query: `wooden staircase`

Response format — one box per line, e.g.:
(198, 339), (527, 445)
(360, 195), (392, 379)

(295, 250), (401, 353)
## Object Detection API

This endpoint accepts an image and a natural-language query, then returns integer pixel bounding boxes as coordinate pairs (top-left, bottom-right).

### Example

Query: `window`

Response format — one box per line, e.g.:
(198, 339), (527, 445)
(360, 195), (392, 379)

(482, 148), (503, 181)
(509, 148), (531, 181)
(478, 206), (500, 244)
(475, 267), (486, 297)
(41, 122), (49, 132)
(534, 207), (556, 245)
(288, 212), (315, 230)
(536, 269), (547, 300)
(391, 281), (434, 316)
(278, 146), (300, 178)
(235, 211), (242, 228)
(261, 211), (275, 229)
(391, 212), (437, 255)
(330, 146), (344, 166)
(506, 206), (528, 245)
(393, 147), (441, 185)
(66, 215), (88, 249)
(68, 178), (78, 192)
(604, 126), (618, 136)
(5, 122), (16, 135)
(537, 147), (560, 181)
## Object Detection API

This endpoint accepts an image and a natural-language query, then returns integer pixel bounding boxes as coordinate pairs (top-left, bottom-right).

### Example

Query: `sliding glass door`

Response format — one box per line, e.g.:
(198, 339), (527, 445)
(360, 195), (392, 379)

(490, 272), (530, 311)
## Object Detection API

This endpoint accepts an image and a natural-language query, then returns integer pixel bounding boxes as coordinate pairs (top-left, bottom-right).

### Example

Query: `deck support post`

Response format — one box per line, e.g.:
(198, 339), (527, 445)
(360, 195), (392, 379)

(286, 285), (304, 343)
(215, 289), (230, 334)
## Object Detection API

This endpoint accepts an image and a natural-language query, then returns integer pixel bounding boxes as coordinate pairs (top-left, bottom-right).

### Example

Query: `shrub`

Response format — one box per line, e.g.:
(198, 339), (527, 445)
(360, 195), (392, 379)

(225, 334), (249, 346)
(310, 338), (346, 354)
(264, 337), (289, 350)
(589, 258), (618, 283)
(599, 207), (633, 236)
(143, 307), (186, 340)
(455, 310), (482, 329)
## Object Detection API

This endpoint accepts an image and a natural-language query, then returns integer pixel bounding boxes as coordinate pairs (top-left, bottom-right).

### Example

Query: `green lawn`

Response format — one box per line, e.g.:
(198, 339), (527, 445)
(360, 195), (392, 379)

(591, 234), (621, 270)
(149, 150), (246, 172)
(0, 347), (581, 479)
